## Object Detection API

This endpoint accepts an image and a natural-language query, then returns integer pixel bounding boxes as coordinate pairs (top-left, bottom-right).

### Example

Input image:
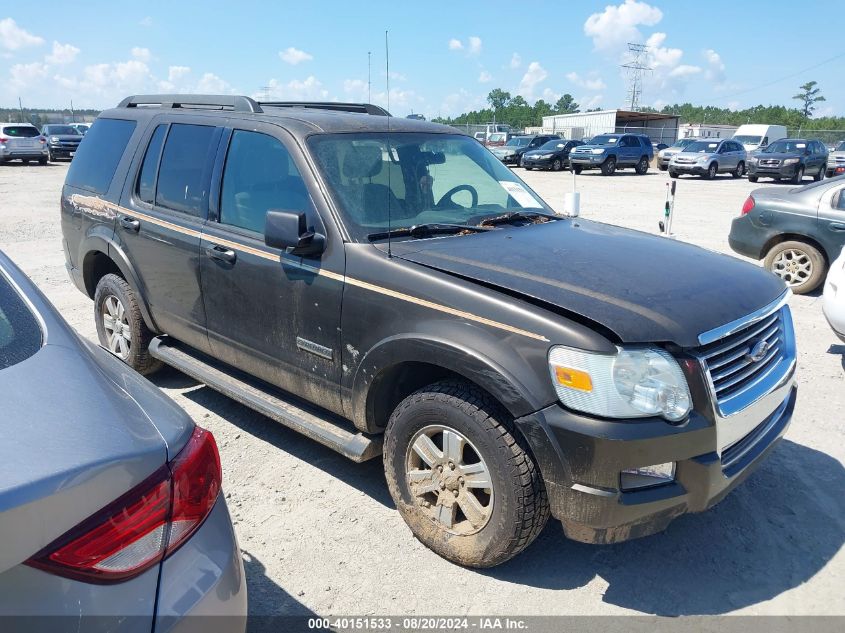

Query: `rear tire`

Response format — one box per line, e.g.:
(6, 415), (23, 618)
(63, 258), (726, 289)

(791, 166), (805, 185)
(635, 156), (649, 175)
(763, 241), (826, 295)
(573, 165), (583, 175)
(748, 175), (758, 182)
(600, 157), (616, 176)
(732, 162), (744, 178)
(814, 165), (825, 182)
(383, 380), (549, 568)
(94, 274), (163, 375)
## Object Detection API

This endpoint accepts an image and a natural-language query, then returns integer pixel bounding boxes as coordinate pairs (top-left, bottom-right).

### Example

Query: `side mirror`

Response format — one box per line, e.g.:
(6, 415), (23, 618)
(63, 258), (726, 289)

(264, 210), (326, 257)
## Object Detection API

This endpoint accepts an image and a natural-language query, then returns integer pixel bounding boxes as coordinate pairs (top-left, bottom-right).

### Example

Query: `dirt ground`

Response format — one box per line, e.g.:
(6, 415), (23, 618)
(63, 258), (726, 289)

(1, 161), (843, 618)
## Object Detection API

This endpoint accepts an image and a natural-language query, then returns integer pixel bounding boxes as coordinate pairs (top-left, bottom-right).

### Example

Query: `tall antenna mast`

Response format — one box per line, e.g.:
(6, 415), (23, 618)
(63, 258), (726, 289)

(385, 30), (392, 259)
(368, 51), (372, 103)
(621, 43), (651, 111)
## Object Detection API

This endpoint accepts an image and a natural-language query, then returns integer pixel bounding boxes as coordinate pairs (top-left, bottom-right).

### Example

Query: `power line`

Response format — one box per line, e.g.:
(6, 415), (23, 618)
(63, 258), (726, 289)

(701, 51), (845, 106)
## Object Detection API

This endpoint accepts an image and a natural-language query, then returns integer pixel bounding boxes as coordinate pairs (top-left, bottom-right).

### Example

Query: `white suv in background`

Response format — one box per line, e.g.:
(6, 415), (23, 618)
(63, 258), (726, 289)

(823, 246), (845, 342)
(0, 123), (48, 165)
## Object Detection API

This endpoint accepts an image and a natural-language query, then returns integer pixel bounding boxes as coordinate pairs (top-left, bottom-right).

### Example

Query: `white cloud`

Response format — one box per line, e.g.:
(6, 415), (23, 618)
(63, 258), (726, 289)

(703, 48), (725, 84)
(519, 61), (547, 99)
(45, 41), (79, 65)
(565, 72), (606, 91)
(279, 46), (313, 65)
(168, 65), (191, 82)
(10, 61), (48, 90)
(195, 72), (233, 94)
(467, 36), (482, 56)
(583, 94), (604, 110)
(139, 16), (153, 27)
(257, 76), (328, 101)
(509, 53), (521, 69)
(439, 88), (486, 118)
(668, 64), (701, 78)
(0, 18), (44, 51)
(131, 46), (151, 62)
(448, 38), (463, 51)
(478, 70), (492, 83)
(583, 0), (662, 53)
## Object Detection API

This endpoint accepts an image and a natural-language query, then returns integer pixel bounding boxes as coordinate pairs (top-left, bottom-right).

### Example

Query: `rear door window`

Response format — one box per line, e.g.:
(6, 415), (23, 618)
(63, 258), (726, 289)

(155, 124), (217, 216)
(219, 130), (309, 234)
(0, 273), (42, 371)
(136, 124), (167, 205)
(65, 118), (137, 194)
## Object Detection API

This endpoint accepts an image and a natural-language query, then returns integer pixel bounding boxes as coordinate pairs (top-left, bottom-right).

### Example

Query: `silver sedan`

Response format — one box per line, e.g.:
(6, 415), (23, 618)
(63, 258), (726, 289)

(0, 250), (246, 632)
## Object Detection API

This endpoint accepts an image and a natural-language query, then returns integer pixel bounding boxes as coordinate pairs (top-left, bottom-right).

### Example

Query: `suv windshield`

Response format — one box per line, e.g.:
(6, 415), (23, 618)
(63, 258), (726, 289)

(44, 125), (78, 135)
(685, 141), (720, 153)
(589, 135), (620, 145)
(764, 140), (808, 153)
(309, 133), (551, 241)
(505, 137), (531, 147)
(2, 126), (39, 138)
(733, 135), (762, 145)
(671, 138), (694, 149)
(488, 133), (506, 142)
(0, 272), (42, 370)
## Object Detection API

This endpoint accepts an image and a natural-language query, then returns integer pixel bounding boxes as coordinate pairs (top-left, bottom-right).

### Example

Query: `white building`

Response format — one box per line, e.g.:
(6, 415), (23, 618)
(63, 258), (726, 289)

(678, 123), (738, 139)
(540, 109), (679, 145)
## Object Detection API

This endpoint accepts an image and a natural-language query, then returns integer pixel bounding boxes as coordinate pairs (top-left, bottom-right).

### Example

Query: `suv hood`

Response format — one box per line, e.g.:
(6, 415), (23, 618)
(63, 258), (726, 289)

(391, 219), (786, 348)
(572, 144), (608, 152)
(756, 152), (803, 161)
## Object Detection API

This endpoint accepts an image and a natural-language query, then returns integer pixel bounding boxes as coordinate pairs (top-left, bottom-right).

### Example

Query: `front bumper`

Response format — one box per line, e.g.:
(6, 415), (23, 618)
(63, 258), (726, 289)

(748, 162), (799, 178)
(494, 154), (520, 165)
(670, 162), (708, 175)
(48, 144), (79, 159)
(515, 378), (796, 545)
(522, 156), (562, 169)
(570, 154), (606, 168)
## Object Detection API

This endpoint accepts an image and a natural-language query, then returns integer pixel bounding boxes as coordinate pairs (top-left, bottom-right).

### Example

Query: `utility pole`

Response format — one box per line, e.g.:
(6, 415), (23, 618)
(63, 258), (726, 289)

(621, 43), (651, 111)
(18, 97), (25, 123)
(368, 51), (372, 103)
(70, 99), (75, 122)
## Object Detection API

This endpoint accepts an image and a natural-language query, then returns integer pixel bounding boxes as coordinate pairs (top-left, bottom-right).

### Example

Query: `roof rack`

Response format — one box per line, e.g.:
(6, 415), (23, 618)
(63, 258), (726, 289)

(258, 101), (391, 117)
(117, 94), (263, 113)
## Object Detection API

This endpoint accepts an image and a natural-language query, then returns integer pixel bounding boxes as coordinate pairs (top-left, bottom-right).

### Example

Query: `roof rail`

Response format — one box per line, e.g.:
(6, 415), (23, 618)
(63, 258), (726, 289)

(258, 101), (391, 117)
(117, 94), (263, 113)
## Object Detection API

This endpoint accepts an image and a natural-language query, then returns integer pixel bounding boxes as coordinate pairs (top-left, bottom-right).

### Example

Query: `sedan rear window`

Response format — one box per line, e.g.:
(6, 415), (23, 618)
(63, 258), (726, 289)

(2, 126), (40, 138)
(0, 273), (42, 371)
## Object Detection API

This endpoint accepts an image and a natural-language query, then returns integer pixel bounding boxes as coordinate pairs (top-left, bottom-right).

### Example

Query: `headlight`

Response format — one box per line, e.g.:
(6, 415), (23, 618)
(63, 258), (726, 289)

(591, 148), (605, 155)
(783, 158), (800, 165)
(658, 149), (666, 158)
(697, 156), (709, 163)
(50, 136), (60, 143)
(548, 345), (692, 422)
(748, 156), (758, 164)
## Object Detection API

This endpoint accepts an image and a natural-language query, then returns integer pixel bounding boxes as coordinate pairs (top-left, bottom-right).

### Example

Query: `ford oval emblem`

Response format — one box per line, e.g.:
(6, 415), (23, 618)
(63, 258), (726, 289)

(746, 340), (771, 363)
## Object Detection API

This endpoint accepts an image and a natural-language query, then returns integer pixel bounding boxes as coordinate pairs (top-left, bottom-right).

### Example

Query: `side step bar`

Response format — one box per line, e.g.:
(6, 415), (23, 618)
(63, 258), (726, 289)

(149, 337), (382, 462)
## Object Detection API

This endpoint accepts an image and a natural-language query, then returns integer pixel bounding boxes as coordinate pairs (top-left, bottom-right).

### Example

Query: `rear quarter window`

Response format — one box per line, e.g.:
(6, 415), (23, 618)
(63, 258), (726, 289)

(65, 118), (137, 194)
(0, 273), (42, 371)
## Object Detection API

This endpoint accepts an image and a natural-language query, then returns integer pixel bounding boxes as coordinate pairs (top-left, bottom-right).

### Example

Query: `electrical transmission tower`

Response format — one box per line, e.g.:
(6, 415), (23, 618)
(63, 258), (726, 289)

(621, 43), (651, 111)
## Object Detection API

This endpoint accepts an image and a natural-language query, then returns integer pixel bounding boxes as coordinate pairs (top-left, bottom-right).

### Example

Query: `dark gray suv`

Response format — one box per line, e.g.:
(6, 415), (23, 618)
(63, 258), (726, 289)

(61, 94), (797, 568)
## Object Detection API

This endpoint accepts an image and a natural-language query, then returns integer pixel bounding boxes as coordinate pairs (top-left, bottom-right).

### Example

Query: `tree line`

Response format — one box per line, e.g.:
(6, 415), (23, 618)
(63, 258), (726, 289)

(0, 107), (100, 126)
(434, 81), (843, 131)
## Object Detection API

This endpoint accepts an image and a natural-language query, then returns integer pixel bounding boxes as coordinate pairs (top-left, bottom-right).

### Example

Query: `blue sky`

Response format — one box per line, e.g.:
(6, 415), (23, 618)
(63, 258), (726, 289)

(2, 0), (842, 118)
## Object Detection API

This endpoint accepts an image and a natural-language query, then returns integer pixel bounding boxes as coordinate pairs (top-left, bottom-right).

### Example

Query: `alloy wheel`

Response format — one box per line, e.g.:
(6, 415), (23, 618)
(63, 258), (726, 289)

(405, 425), (494, 535)
(101, 294), (131, 359)
(772, 249), (813, 286)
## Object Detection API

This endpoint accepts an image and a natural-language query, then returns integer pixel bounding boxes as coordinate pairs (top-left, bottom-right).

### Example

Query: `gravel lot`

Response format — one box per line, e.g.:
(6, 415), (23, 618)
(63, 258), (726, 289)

(1, 161), (843, 619)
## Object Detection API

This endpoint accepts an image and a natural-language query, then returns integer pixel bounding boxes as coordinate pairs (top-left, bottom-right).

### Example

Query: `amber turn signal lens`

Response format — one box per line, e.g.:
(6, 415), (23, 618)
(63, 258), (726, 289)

(554, 366), (593, 392)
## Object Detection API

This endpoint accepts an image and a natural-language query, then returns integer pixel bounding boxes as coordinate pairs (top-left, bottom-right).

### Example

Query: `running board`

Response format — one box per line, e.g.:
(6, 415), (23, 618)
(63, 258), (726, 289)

(149, 337), (382, 462)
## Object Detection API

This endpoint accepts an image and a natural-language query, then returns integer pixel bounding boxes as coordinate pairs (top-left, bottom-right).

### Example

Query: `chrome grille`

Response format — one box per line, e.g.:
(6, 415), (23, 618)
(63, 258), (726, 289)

(759, 158), (780, 167)
(695, 301), (795, 417)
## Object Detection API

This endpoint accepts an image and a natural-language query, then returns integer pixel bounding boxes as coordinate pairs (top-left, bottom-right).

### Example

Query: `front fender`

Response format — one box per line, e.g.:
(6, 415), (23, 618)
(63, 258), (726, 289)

(350, 331), (556, 433)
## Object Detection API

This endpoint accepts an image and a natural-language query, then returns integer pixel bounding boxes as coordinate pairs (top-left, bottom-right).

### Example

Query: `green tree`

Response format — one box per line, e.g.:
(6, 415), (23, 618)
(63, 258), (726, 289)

(553, 94), (579, 114)
(486, 88), (512, 112)
(793, 81), (826, 118)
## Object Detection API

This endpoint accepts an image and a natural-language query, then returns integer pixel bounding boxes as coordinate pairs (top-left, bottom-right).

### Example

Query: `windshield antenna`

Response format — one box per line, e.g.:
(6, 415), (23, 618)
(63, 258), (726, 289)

(385, 29), (392, 258)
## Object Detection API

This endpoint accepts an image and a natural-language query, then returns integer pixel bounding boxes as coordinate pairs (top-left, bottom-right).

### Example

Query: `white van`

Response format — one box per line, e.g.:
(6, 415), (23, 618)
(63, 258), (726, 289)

(732, 124), (787, 153)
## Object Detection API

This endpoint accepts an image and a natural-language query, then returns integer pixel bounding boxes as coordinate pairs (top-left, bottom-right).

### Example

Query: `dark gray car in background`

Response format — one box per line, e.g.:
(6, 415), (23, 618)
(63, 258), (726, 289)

(729, 175), (845, 294)
(40, 124), (83, 161)
(0, 251), (246, 631)
(747, 138), (828, 185)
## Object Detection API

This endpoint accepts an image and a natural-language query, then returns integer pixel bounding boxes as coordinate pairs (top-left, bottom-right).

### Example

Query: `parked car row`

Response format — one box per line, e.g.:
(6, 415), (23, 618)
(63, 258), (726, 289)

(0, 121), (90, 165)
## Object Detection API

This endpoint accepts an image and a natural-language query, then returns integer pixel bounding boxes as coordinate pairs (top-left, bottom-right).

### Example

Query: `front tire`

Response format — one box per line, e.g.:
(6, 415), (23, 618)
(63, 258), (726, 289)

(748, 174), (758, 182)
(814, 165), (825, 182)
(600, 157), (617, 176)
(47, 150), (54, 162)
(383, 380), (549, 568)
(658, 164), (668, 171)
(94, 273), (162, 374)
(573, 165), (583, 175)
(669, 170), (679, 178)
(38, 156), (47, 165)
(763, 241), (826, 295)
(732, 162), (744, 178)
(635, 156), (649, 175)
(791, 166), (805, 185)
(551, 158), (562, 171)
(703, 162), (717, 180)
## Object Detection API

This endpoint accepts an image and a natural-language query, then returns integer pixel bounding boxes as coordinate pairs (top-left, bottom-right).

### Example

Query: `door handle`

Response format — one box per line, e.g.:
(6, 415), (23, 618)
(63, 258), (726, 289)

(205, 244), (237, 264)
(829, 223), (845, 232)
(119, 216), (140, 232)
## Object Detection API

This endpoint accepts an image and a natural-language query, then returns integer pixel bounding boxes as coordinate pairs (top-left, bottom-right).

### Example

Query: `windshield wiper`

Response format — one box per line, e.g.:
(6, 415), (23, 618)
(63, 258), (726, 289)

(478, 210), (559, 227)
(367, 223), (492, 242)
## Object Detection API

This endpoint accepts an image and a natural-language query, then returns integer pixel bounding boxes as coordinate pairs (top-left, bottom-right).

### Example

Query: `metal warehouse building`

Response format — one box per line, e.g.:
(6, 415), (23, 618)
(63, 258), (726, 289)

(540, 109), (679, 145)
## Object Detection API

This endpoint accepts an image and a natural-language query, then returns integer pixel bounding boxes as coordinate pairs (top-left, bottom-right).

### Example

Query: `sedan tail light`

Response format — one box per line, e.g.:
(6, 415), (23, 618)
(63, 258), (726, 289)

(741, 195), (755, 215)
(26, 426), (221, 583)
